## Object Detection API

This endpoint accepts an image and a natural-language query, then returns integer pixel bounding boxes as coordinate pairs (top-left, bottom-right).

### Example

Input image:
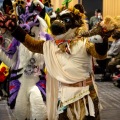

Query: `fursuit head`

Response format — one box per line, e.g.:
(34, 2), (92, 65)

(80, 16), (118, 38)
(6, 0), (49, 39)
(50, 7), (85, 39)
(48, 7), (86, 53)
(17, 4), (52, 40)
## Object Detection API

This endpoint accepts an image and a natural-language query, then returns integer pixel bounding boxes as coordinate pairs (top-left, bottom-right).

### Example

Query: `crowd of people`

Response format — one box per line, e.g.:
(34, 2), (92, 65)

(0, 0), (120, 120)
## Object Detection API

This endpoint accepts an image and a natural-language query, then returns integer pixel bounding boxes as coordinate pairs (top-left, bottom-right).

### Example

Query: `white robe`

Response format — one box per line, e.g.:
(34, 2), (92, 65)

(43, 39), (95, 120)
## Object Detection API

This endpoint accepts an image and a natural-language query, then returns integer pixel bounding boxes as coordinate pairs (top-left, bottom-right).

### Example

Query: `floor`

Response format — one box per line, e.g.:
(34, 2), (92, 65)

(0, 76), (120, 120)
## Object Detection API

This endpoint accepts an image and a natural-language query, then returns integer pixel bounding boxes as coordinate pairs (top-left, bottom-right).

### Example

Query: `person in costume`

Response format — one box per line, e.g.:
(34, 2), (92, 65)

(26, 0), (52, 34)
(0, 1), (53, 119)
(106, 29), (120, 74)
(0, 7), (117, 120)
(89, 9), (103, 29)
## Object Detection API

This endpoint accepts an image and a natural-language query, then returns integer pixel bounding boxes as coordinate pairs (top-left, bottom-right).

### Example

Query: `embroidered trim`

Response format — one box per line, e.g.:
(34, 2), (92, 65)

(63, 89), (90, 106)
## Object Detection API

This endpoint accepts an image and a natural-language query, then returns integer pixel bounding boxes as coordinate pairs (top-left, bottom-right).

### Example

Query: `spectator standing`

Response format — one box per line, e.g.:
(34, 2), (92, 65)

(89, 9), (103, 29)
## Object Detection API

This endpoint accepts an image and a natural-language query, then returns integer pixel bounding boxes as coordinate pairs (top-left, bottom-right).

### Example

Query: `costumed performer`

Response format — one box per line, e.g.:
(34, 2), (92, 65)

(0, 7), (117, 120)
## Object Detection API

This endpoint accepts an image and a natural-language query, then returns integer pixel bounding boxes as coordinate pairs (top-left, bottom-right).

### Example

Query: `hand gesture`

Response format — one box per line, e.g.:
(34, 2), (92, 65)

(0, 15), (17, 31)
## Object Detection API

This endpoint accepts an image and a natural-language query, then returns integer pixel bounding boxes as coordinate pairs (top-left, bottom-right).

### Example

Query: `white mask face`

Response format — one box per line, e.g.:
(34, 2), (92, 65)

(98, 15), (101, 19)
(98, 13), (102, 19)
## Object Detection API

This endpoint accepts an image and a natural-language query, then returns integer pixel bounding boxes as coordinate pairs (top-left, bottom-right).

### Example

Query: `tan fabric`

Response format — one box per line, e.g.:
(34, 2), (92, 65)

(43, 40), (92, 84)
(46, 73), (59, 120)
(60, 85), (90, 106)
(42, 37), (104, 120)
(43, 40), (95, 120)
(61, 77), (92, 87)
(67, 85), (100, 120)
(68, 98), (86, 120)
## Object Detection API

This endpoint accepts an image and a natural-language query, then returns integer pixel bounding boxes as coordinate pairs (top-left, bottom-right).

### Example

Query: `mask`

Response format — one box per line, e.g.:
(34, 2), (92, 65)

(98, 16), (101, 19)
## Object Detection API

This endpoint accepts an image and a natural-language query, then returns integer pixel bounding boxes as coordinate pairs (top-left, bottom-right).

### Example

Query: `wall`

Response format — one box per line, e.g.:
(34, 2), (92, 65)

(51, 0), (120, 18)
(51, 0), (78, 10)
(103, 0), (120, 17)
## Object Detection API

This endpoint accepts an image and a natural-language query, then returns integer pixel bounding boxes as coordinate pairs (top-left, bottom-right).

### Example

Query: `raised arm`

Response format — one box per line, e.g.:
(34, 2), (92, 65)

(11, 26), (45, 54)
(0, 15), (45, 54)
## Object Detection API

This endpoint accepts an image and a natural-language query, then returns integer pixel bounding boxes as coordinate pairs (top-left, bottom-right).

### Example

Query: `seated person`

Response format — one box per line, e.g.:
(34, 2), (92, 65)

(107, 52), (120, 74)
(89, 9), (103, 29)
(107, 29), (120, 58)
(107, 29), (120, 74)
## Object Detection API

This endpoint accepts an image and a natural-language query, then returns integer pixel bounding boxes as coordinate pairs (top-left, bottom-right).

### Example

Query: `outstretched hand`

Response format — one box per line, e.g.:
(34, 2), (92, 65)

(0, 15), (17, 31)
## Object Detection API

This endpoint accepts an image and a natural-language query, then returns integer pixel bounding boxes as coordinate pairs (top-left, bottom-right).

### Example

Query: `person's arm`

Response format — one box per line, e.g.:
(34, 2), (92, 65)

(80, 23), (103, 37)
(0, 49), (16, 68)
(110, 42), (120, 56)
(11, 26), (45, 54)
(0, 15), (45, 54)
(107, 49), (113, 56)
(85, 38), (108, 60)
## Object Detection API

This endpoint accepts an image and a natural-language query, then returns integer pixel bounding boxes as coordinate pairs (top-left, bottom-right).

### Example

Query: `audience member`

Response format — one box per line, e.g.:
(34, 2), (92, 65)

(107, 29), (120, 74)
(89, 9), (103, 29)
(107, 29), (120, 57)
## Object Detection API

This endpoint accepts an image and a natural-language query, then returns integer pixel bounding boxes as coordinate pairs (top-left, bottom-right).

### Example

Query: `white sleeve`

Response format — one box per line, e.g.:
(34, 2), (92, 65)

(89, 35), (103, 43)
(0, 49), (17, 68)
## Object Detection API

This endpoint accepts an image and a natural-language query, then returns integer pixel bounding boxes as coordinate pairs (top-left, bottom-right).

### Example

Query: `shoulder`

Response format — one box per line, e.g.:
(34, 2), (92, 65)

(90, 16), (95, 20)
